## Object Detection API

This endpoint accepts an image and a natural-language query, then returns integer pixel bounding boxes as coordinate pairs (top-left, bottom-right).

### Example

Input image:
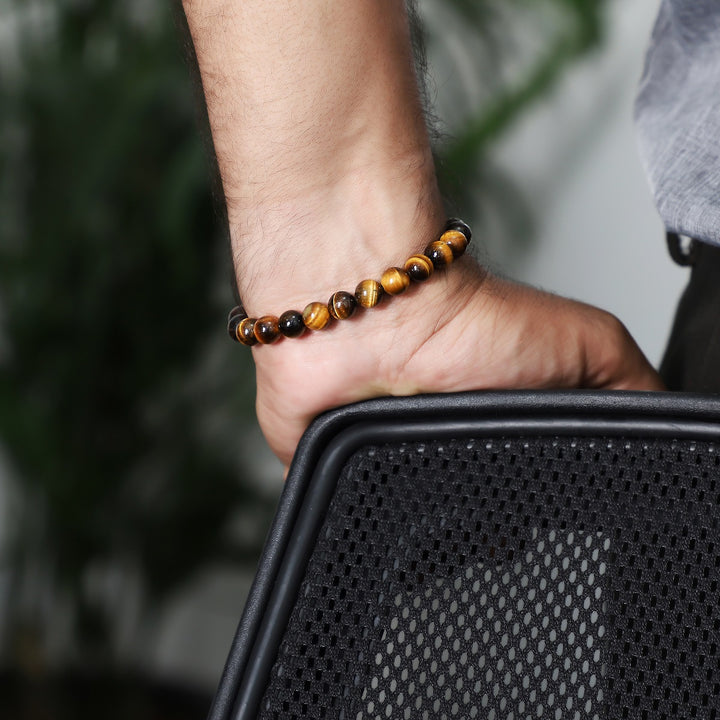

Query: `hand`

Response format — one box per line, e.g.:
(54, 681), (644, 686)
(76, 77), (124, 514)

(179, 0), (663, 470)
(252, 256), (664, 468)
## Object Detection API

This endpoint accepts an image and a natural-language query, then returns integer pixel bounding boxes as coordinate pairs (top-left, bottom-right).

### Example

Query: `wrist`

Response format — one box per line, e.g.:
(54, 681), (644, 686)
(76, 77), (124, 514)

(229, 150), (445, 314)
(252, 253), (489, 458)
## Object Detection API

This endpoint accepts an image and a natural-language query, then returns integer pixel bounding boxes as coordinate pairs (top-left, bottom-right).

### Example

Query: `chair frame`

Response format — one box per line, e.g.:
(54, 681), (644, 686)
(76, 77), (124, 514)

(208, 390), (720, 720)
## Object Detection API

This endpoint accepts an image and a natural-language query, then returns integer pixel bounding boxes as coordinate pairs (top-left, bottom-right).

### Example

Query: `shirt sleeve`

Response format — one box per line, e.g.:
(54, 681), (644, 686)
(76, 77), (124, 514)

(634, 0), (720, 246)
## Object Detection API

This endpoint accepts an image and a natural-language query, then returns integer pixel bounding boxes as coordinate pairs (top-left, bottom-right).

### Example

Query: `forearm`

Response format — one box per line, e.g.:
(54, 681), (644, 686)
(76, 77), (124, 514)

(182, 0), (444, 312)
(181, 0), (663, 469)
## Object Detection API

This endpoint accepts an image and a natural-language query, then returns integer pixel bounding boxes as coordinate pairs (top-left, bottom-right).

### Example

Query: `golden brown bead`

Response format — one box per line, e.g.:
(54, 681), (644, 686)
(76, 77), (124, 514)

(254, 315), (281, 344)
(237, 318), (258, 346)
(328, 291), (357, 320)
(404, 254), (434, 282)
(228, 314), (242, 342)
(441, 229), (469, 258)
(303, 301), (331, 330)
(425, 240), (454, 268)
(227, 305), (248, 342)
(355, 279), (384, 308)
(380, 267), (411, 296)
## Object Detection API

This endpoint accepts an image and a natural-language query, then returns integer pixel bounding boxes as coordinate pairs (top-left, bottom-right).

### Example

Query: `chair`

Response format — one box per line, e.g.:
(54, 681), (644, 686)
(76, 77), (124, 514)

(208, 390), (720, 720)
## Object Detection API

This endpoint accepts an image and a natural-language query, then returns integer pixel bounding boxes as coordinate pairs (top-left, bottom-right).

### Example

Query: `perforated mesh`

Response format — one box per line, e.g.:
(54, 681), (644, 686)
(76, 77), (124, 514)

(258, 436), (720, 719)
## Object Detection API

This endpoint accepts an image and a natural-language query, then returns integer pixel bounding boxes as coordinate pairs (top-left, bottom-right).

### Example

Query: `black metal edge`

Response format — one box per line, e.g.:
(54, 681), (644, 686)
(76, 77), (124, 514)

(208, 389), (720, 720)
(205, 432), (314, 720)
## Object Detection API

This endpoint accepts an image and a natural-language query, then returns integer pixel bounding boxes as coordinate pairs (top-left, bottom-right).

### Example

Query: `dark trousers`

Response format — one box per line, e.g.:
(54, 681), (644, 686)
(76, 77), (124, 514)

(661, 239), (720, 393)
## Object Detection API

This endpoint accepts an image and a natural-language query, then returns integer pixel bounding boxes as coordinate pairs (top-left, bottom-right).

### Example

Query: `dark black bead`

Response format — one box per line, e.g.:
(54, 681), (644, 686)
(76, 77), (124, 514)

(279, 309), (306, 338)
(444, 218), (472, 243)
(227, 314), (242, 342)
(228, 305), (247, 323)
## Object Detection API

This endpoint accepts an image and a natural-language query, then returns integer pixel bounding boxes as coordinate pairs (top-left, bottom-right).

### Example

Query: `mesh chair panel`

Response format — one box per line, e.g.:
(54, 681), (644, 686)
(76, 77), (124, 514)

(258, 435), (720, 720)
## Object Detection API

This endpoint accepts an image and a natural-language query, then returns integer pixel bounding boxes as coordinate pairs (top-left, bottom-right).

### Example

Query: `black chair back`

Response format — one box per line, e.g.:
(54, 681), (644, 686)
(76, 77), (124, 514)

(210, 391), (720, 720)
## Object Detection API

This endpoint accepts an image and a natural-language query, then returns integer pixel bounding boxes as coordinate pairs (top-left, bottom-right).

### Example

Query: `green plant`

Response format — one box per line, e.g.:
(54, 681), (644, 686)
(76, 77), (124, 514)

(0, 0), (271, 667)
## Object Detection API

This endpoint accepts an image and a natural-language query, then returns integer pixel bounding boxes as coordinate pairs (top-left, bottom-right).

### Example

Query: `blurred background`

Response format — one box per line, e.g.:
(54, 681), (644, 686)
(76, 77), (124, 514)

(0, 0), (687, 717)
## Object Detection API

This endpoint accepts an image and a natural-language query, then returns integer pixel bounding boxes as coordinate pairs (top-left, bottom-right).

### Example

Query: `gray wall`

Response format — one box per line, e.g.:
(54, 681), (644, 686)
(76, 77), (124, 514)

(469, 1), (686, 366)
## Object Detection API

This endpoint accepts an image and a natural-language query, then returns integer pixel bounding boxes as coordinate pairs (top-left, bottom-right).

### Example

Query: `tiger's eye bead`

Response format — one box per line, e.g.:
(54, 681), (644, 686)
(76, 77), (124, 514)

(380, 267), (411, 296)
(404, 254), (434, 282)
(228, 314), (243, 342)
(425, 240), (454, 268)
(279, 310), (306, 338)
(228, 305), (248, 342)
(228, 305), (247, 323)
(303, 302), (331, 330)
(237, 318), (258, 346)
(328, 291), (357, 320)
(254, 315), (281, 344)
(441, 229), (469, 258)
(444, 217), (472, 243)
(355, 279), (384, 308)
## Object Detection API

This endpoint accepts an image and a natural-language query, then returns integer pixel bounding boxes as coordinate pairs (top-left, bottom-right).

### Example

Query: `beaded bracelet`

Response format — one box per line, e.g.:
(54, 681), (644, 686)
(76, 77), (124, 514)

(227, 218), (472, 346)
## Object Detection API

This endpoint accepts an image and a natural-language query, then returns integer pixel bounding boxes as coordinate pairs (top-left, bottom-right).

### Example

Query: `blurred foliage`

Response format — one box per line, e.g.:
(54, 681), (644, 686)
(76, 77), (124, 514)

(0, 0), (270, 670)
(0, 0), (607, 698)
(430, 0), (607, 233)
(441, 0), (604, 167)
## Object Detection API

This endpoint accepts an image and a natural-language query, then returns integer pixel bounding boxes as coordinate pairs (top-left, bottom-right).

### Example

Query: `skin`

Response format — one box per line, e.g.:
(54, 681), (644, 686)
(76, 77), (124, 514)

(182, 0), (664, 469)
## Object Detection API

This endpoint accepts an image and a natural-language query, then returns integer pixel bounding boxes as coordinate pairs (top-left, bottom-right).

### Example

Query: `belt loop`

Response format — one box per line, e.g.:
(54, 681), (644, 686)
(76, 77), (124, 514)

(666, 231), (697, 267)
